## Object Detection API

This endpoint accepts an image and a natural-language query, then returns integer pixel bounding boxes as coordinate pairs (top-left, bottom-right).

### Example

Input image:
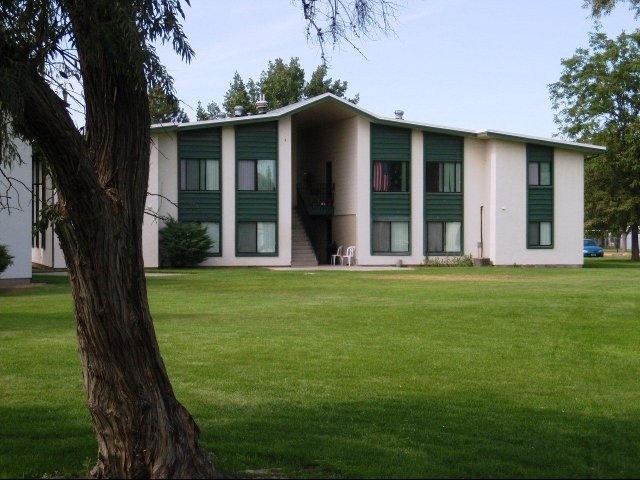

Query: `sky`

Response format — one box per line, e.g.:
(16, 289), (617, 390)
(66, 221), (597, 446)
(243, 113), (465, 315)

(155, 0), (640, 139)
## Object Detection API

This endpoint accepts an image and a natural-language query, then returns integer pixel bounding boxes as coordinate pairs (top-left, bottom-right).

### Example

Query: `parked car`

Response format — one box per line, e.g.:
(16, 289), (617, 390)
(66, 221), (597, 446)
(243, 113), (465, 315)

(583, 238), (604, 257)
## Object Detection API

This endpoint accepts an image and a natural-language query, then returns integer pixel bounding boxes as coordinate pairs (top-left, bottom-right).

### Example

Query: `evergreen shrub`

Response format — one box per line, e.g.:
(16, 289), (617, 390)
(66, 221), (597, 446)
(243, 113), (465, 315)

(159, 217), (213, 268)
(0, 244), (14, 273)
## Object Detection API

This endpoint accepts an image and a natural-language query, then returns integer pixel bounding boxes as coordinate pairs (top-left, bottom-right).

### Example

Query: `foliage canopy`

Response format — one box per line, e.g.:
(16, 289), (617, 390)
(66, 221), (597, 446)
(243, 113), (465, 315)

(549, 29), (640, 260)
(198, 57), (359, 119)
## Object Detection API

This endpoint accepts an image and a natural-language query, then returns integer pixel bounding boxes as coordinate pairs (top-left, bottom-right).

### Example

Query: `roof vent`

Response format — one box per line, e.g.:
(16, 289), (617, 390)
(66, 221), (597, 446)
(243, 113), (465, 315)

(256, 94), (268, 114)
(394, 109), (404, 120)
(234, 105), (244, 117)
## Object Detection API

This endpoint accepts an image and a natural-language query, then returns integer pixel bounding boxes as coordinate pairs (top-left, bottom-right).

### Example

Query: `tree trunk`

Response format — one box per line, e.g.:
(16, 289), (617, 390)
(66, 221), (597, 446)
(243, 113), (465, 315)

(630, 223), (639, 261)
(1, 2), (220, 477)
(55, 208), (219, 479)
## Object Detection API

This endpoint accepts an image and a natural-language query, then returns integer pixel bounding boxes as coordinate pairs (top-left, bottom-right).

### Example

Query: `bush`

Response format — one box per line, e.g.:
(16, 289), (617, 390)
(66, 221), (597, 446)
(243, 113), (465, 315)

(0, 244), (14, 273)
(159, 218), (214, 268)
(424, 254), (473, 267)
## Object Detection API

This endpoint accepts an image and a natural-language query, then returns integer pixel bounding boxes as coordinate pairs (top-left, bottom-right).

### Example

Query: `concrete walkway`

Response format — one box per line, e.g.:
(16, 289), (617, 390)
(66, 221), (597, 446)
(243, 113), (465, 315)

(268, 265), (414, 271)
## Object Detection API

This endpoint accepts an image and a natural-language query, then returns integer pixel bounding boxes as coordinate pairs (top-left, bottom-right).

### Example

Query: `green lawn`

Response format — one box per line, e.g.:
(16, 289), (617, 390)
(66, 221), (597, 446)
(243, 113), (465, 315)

(1, 259), (639, 478)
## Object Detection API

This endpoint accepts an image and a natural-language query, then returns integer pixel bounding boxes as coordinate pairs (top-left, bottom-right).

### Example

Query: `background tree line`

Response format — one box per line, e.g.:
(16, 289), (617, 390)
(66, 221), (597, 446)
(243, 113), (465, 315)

(150, 57), (358, 123)
(550, 0), (640, 260)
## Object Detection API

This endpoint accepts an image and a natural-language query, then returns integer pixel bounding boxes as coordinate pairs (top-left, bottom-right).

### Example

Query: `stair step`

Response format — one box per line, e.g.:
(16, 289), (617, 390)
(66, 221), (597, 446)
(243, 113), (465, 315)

(290, 208), (318, 266)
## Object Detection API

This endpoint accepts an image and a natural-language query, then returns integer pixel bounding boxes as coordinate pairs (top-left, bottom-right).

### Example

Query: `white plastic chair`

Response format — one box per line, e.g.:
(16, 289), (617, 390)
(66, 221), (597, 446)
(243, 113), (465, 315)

(342, 246), (356, 266)
(331, 245), (343, 265)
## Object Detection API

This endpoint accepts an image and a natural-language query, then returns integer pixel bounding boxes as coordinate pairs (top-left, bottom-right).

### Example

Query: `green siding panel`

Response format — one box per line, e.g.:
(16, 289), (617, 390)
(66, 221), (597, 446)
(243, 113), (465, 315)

(370, 125), (411, 219)
(178, 129), (221, 159)
(237, 192), (278, 222)
(371, 124), (411, 161)
(236, 122), (278, 160)
(178, 129), (222, 222)
(235, 122), (278, 222)
(527, 144), (554, 224)
(178, 192), (221, 223)
(528, 188), (553, 221)
(424, 193), (463, 221)
(423, 133), (464, 223)
(371, 193), (411, 219)
(527, 144), (553, 162)
(424, 133), (463, 162)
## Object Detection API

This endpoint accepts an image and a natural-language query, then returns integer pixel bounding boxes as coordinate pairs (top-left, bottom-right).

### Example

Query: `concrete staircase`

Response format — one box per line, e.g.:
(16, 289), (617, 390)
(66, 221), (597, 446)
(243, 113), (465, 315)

(291, 209), (318, 267)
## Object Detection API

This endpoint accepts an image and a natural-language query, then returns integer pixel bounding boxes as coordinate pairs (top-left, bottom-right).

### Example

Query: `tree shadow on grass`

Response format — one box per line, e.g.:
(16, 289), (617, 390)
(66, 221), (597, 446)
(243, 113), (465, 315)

(2, 394), (638, 479)
(198, 394), (640, 479)
(0, 404), (95, 478)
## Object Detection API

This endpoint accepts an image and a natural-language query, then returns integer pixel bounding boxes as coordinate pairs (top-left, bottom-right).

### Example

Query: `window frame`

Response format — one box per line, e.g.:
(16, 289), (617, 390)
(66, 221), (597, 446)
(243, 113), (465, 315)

(237, 159), (277, 192)
(425, 161), (462, 193)
(200, 222), (221, 256)
(527, 221), (553, 248)
(180, 158), (220, 191)
(426, 221), (462, 255)
(527, 161), (552, 187)
(372, 160), (410, 193)
(236, 221), (277, 255)
(371, 220), (410, 254)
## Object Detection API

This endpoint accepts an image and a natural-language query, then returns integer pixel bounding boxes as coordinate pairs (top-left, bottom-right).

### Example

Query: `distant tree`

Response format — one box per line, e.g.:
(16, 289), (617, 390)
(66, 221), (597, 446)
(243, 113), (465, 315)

(549, 30), (640, 261)
(149, 86), (189, 123)
(195, 100), (222, 120)
(304, 64), (359, 104)
(584, 0), (640, 16)
(222, 71), (255, 116)
(247, 77), (261, 107)
(203, 58), (359, 118)
(258, 57), (306, 110)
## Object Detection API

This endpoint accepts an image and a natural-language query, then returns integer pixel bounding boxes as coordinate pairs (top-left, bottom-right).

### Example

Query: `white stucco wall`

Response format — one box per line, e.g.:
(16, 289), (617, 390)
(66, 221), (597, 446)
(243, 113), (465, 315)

(352, 116), (370, 265)
(409, 129), (425, 265)
(278, 117), (293, 266)
(463, 137), (490, 260)
(486, 140), (584, 266)
(299, 116), (361, 258)
(489, 140), (527, 265)
(549, 149), (584, 266)
(1, 140), (32, 282)
(144, 132), (179, 268)
(31, 173), (66, 270)
(216, 125), (236, 266)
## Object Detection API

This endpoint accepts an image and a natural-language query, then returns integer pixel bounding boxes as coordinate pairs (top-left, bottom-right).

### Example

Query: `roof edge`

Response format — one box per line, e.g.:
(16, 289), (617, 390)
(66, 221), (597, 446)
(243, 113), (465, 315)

(151, 94), (607, 154)
(476, 129), (606, 154)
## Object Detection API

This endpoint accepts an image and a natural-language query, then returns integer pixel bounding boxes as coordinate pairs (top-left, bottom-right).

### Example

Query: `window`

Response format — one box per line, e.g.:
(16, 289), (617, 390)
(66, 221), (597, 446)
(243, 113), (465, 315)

(372, 221), (409, 253)
(32, 154), (47, 248)
(238, 160), (277, 191)
(237, 222), (276, 254)
(426, 162), (461, 193)
(528, 161), (552, 186)
(528, 222), (552, 247)
(202, 222), (220, 254)
(372, 161), (408, 192)
(180, 159), (219, 191)
(426, 221), (461, 253)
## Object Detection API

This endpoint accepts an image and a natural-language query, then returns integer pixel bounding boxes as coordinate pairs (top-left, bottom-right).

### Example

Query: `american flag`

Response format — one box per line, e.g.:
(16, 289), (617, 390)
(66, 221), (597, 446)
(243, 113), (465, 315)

(373, 161), (390, 192)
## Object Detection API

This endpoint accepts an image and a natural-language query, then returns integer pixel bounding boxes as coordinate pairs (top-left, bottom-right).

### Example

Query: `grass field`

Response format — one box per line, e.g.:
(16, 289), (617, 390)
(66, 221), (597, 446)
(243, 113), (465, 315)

(1, 258), (639, 478)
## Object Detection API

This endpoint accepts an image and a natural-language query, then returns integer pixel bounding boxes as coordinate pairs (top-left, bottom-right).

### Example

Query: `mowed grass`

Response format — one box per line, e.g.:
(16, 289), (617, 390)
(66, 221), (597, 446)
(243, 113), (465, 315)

(1, 259), (639, 478)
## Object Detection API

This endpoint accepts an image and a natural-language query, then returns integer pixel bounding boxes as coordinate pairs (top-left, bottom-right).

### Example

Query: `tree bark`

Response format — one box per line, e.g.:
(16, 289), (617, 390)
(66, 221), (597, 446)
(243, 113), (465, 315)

(630, 223), (639, 261)
(1, 2), (219, 478)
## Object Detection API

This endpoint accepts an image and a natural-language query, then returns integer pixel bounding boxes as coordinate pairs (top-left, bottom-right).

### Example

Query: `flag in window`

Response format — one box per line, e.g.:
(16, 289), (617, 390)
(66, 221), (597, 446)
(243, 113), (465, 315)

(373, 161), (390, 192)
